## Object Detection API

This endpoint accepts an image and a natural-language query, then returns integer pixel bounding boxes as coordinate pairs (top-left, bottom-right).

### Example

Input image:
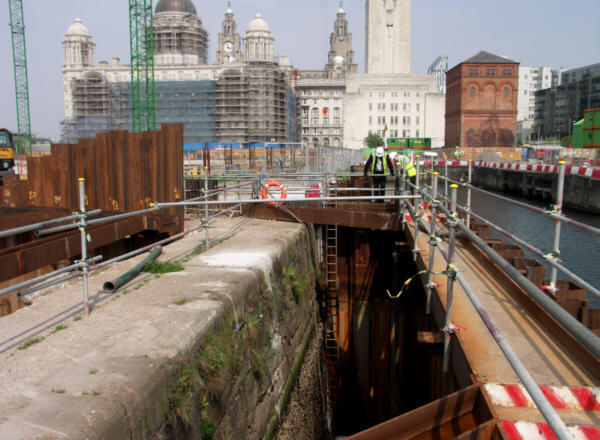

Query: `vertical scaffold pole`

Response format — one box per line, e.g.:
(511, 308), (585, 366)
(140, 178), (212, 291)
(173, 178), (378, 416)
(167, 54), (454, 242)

(414, 155), (421, 210)
(466, 160), (472, 230)
(78, 178), (90, 316)
(549, 161), (566, 293)
(412, 156), (422, 261)
(444, 161), (449, 205)
(400, 167), (406, 230)
(204, 167), (209, 251)
(425, 172), (439, 314)
(443, 184), (459, 372)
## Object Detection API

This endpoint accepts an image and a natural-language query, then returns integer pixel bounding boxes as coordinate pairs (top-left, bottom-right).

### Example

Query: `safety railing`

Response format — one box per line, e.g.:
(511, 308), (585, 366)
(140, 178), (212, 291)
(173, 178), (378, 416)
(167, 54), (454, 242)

(393, 158), (600, 440)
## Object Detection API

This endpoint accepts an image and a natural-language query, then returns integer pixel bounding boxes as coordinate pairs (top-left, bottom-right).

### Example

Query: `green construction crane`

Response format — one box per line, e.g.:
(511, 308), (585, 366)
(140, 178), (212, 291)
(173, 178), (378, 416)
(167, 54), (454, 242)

(8, 0), (32, 155)
(128, 0), (156, 133)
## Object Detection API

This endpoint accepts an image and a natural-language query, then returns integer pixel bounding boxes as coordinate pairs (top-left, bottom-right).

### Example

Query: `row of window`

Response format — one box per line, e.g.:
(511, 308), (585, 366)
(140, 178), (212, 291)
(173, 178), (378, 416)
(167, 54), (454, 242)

(302, 128), (342, 136)
(301, 118), (341, 126)
(468, 68), (513, 77)
(303, 107), (342, 116)
(368, 91), (420, 98)
(302, 99), (342, 106)
(369, 116), (420, 126)
(369, 102), (420, 112)
(373, 129), (419, 138)
(300, 90), (342, 96)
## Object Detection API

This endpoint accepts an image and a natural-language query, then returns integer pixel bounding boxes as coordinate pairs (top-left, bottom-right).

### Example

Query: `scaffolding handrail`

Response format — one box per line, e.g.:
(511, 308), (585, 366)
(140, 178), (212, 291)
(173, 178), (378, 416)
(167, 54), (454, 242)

(405, 201), (574, 440)
(433, 200), (600, 359)
(0, 255), (103, 299)
(456, 203), (600, 300)
(429, 171), (600, 237)
(0, 209), (101, 239)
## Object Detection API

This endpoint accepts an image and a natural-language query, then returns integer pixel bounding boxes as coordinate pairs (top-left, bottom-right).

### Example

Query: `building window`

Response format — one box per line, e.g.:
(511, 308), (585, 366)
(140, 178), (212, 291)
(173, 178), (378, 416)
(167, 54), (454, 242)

(504, 87), (509, 96)
(486, 69), (496, 76)
(334, 117), (340, 125)
(369, 116), (372, 125)
(312, 107), (318, 115)
(334, 107), (340, 115)
(416, 116), (420, 125)
(312, 118), (318, 125)
(178, 71), (184, 80)
(416, 103), (420, 112)
(302, 118), (308, 126)
(369, 103), (373, 111)
(302, 107), (309, 115)
(471, 87), (476, 96)
(416, 130), (420, 137)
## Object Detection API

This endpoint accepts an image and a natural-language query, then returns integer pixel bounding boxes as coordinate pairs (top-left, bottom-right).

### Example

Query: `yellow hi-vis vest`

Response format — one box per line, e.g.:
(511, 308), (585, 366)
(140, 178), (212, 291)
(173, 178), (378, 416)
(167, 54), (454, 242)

(402, 156), (417, 177)
(370, 152), (389, 174)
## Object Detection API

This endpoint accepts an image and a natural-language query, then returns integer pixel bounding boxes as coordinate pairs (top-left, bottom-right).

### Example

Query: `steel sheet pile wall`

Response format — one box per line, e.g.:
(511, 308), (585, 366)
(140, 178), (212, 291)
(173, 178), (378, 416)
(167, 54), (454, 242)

(0, 124), (183, 233)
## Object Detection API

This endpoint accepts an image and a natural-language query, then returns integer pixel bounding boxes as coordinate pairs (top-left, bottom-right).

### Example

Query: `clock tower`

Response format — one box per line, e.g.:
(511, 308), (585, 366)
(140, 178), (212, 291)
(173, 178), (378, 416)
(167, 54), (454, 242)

(216, 2), (242, 65)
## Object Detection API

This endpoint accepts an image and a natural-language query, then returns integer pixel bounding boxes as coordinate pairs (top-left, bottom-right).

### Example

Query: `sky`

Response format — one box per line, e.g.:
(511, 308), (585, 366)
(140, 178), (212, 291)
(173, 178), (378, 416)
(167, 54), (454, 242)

(1, 0), (599, 140)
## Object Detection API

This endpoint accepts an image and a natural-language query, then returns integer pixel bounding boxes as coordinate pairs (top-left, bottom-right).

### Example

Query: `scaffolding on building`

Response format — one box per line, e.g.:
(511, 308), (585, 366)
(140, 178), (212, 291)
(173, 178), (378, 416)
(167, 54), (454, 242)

(61, 79), (216, 144)
(215, 63), (290, 144)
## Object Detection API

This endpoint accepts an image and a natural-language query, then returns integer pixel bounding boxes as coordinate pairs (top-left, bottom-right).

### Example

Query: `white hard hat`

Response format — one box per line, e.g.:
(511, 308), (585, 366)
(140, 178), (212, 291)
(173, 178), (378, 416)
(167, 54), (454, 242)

(389, 152), (397, 160)
(375, 147), (384, 157)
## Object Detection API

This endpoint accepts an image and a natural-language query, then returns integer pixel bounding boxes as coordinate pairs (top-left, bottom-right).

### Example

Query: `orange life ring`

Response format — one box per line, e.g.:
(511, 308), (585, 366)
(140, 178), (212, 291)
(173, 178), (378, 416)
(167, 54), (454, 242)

(261, 181), (287, 205)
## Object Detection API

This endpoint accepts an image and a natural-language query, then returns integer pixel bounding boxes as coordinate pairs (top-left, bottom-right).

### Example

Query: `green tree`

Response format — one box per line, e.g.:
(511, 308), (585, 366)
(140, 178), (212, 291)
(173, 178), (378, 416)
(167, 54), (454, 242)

(560, 135), (572, 147)
(364, 131), (384, 148)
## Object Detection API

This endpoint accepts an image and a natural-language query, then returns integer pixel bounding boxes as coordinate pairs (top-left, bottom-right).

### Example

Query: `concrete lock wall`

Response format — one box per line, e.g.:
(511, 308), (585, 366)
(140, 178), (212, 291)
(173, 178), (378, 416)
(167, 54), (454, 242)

(0, 220), (318, 440)
(443, 167), (600, 213)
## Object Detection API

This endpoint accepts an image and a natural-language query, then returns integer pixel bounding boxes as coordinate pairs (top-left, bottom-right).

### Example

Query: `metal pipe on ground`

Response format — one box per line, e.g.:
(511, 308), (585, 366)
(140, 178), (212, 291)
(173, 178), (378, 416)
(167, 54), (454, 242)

(102, 246), (162, 293)
(405, 202), (573, 440)
(435, 202), (600, 359)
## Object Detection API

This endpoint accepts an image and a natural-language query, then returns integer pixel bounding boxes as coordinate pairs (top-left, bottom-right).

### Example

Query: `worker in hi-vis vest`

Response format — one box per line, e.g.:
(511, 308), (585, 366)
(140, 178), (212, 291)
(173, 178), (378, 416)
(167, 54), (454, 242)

(364, 146), (395, 202)
(398, 153), (417, 193)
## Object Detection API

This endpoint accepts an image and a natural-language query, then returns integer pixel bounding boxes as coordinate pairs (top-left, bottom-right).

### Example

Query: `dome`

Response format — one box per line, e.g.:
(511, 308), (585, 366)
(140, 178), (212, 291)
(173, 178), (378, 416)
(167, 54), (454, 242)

(337, 7), (345, 14)
(278, 54), (292, 68)
(247, 13), (270, 33)
(155, 0), (197, 15)
(333, 55), (345, 65)
(66, 18), (90, 37)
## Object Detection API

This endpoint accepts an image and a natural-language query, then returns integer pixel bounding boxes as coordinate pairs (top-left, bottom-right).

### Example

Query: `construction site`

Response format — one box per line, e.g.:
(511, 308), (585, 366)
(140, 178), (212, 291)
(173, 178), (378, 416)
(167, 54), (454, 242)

(0, 123), (599, 440)
(2, 0), (599, 439)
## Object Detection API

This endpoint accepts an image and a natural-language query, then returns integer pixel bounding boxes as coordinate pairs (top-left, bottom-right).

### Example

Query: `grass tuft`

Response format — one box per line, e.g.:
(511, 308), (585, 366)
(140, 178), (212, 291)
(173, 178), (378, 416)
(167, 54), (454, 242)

(143, 260), (184, 274)
(18, 336), (44, 350)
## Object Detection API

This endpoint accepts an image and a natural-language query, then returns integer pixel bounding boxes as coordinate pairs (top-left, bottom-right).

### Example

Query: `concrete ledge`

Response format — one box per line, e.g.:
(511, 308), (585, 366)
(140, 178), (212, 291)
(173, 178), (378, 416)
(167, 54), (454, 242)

(0, 218), (316, 439)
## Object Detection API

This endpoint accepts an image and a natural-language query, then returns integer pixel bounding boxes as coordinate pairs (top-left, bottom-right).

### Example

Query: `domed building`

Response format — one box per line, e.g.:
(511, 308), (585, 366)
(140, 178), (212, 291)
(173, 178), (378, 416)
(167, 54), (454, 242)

(153, 0), (208, 66)
(61, 2), (299, 146)
(243, 14), (274, 63)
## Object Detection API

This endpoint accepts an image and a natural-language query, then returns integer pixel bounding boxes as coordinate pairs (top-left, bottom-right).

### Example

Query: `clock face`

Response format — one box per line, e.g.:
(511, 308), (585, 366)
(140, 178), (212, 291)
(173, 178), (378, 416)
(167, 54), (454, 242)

(223, 41), (234, 53)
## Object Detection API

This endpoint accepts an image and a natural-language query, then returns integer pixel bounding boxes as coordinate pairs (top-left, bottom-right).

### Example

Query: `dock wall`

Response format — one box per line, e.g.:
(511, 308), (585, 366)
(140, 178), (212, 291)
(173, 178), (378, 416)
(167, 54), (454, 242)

(0, 220), (318, 439)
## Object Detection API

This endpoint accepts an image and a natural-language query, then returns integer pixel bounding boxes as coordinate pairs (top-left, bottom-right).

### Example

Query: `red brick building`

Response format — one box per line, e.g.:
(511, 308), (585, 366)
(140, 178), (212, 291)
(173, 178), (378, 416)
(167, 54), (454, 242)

(445, 51), (519, 148)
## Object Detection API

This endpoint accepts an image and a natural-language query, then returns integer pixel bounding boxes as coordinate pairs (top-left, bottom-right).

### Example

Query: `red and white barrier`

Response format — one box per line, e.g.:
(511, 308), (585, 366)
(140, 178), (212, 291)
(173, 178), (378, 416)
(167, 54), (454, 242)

(484, 383), (600, 411)
(501, 420), (600, 440)
(425, 160), (600, 179)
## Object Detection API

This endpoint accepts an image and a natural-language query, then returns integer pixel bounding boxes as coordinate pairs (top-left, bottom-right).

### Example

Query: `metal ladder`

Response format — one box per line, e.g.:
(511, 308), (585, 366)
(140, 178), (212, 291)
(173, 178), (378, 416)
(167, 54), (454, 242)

(324, 177), (339, 410)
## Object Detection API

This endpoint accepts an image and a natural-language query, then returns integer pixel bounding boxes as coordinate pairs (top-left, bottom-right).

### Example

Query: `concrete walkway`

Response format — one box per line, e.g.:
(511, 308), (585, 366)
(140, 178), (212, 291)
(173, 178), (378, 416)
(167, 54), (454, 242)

(0, 216), (304, 439)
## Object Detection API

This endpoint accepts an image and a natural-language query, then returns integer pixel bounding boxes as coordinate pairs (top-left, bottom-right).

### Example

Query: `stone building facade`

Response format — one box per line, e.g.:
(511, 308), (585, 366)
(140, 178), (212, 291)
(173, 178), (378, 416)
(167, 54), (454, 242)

(365, 0), (411, 75)
(445, 51), (519, 148)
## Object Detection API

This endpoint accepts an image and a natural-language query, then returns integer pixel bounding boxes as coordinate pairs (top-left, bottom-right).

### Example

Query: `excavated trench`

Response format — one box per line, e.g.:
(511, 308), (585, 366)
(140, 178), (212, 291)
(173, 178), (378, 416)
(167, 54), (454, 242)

(276, 225), (462, 439)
